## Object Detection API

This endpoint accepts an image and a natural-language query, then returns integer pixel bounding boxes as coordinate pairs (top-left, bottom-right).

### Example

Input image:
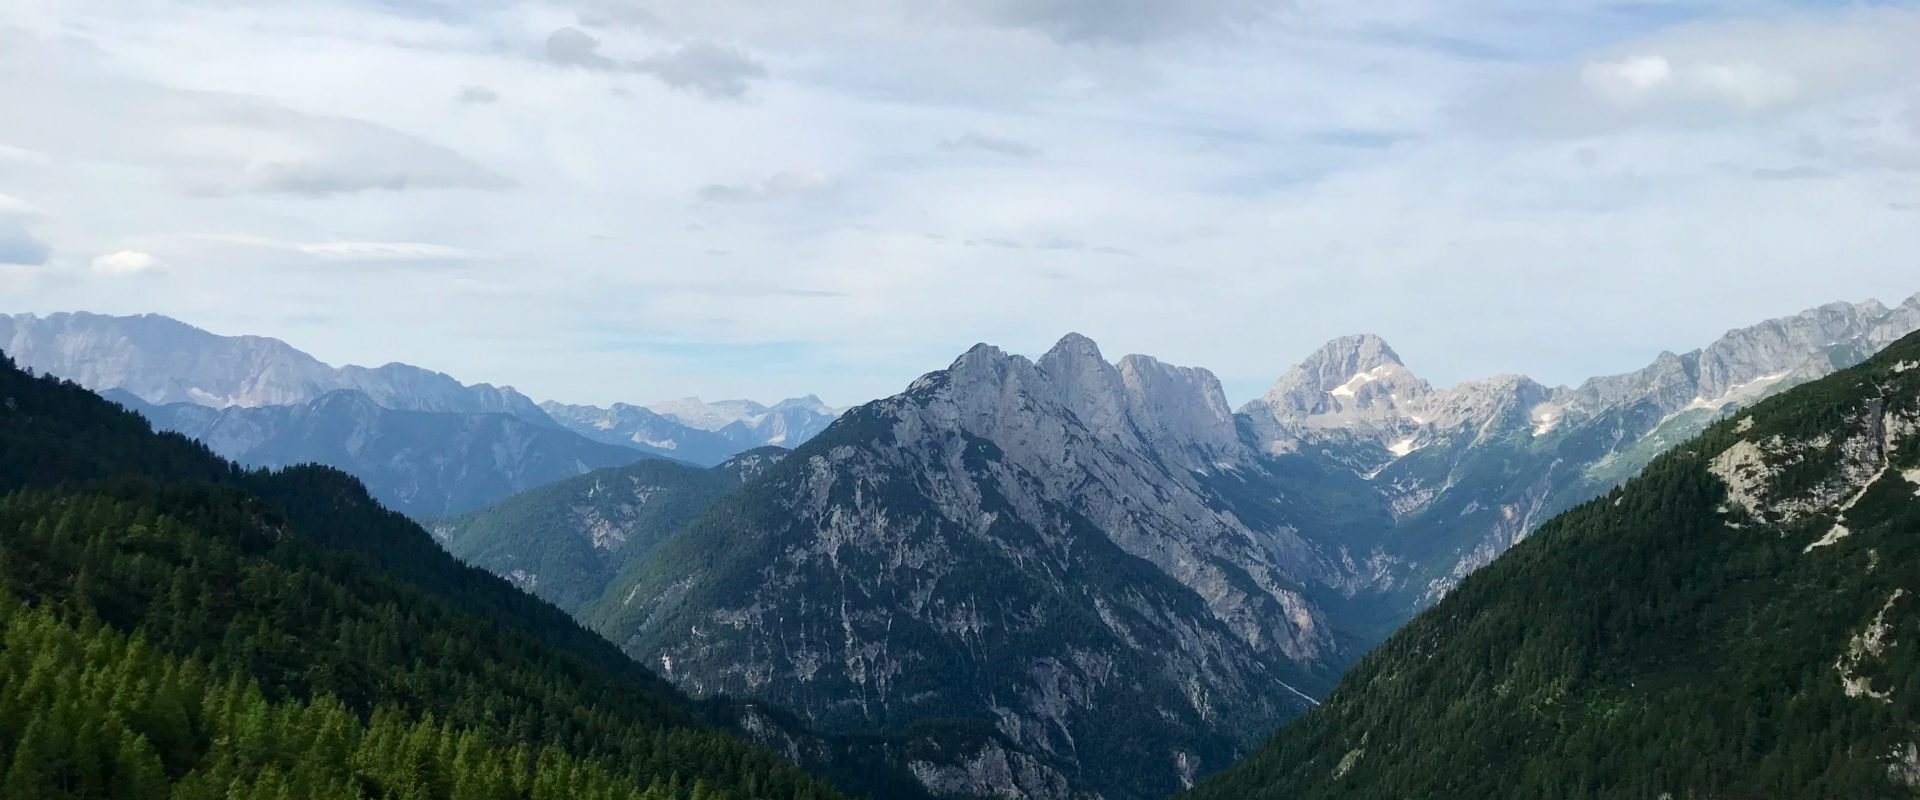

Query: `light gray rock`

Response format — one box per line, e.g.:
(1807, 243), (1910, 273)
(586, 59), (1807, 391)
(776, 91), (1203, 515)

(1238, 293), (1920, 608)
(601, 333), (1345, 800)
(2, 311), (552, 423)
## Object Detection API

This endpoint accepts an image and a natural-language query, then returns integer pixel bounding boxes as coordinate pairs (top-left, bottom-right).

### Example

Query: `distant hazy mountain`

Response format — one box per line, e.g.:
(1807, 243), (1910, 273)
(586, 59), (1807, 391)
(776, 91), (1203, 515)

(5, 310), (846, 511)
(648, 395), (841, 447)
(109, 388), (651, 518)
(537, 396), (839, 468)
(1, 311), (553, 424)
(1183, 327), (1920, 800)
(538, 401), (745, 467)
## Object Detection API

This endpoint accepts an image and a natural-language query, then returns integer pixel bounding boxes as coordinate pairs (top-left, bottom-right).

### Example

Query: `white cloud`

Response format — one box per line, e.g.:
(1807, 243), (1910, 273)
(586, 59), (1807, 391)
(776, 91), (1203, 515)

(166, 234), (484, 261)
(1580, 54), (1802, 112)
(1487, 7), (1920, 134)
(91, 249), (158, 275)
(0, 31), (510, 198)
(0, 143), (50, 165)
(1581, 55), (1673, 102)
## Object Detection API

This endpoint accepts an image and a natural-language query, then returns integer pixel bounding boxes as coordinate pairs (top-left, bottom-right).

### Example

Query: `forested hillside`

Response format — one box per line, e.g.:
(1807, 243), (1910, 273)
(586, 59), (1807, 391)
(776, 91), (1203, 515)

(0, 351), (851, 800)
(432, 455), (751, 612)
(1183, 333), (1920, 799)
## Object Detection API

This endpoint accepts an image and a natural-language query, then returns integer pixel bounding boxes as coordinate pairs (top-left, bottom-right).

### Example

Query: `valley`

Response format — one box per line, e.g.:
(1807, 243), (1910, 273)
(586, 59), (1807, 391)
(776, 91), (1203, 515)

(10, 296), (1915, 798)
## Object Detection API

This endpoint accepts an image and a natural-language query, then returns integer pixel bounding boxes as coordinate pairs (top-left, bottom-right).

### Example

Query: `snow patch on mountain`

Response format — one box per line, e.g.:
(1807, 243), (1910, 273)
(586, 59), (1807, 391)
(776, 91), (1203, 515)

(1682, 370), (1792, 414)
(1329, 365), (1396, 399)
(1529, 404), (1564, 437)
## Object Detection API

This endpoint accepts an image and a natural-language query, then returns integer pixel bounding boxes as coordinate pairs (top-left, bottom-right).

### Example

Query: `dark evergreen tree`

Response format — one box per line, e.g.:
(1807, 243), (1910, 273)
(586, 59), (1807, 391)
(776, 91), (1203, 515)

(0, 350), (851, 800)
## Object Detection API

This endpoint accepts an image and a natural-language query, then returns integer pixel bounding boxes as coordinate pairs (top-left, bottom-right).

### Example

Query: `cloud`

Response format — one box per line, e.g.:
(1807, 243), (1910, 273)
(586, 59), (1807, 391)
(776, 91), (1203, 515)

(940, 131), (1042, 158)
(698, 170), (834, 202)
(456, 85), (499, 104)
(175, 234), (485, 261)
(1581, 55), (1674, 102)
(1480, 8), (1920, 135)
(1749, 165), (1829, 181)
(226, 154), (510, 197)
(0, 193), (49, 266)
(545, 26), (619, 70)
(959, 0), (1277, 44)
(633, 40), (768, 100)
(543, 27), (767, 99)
(578, 4), (665, 30)
(91, 249), (158, 275)
(0, 35), (511, 198)
(294, 241), (485, 260)
(0, 227), (50, 266)
(0, 143), (50, 165)
(963, 235), (1129, 255)
(1580, 53), (1799, 111)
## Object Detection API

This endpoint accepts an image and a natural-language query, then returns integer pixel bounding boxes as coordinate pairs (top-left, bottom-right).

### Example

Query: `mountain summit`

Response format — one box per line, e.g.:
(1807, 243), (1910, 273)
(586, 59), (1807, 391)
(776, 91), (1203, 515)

(1244, 333), (1432, 444)
(584, 333), (1350, 800)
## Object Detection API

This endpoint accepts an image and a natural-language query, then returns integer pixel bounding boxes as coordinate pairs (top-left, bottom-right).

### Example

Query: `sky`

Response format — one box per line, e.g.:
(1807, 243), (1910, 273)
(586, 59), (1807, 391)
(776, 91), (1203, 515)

(3, 0), (1920, 408)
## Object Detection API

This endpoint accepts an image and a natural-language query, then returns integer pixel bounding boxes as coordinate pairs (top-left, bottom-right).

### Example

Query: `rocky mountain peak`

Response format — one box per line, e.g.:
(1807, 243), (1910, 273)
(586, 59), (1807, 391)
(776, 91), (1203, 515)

(1039, 331), (1105, 364)
(1566, 296), (1920, 419)
(922, 335), (1244, 465)
(1414, 373), (1555, 435)
(1115, 354), (1242, 460)
(1247, 333), (1432, 432)
(941, 342), (1027, 388)
(1306, 333), (1406, 374)
(1037, 332), (1129, 434)
(771, 395), (833, 412)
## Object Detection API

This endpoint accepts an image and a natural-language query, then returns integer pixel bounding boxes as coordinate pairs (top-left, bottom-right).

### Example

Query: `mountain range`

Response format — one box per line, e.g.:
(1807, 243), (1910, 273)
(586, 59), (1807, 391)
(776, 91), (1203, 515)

(0, 344), (869, 800)
(105, 387), (652, 518)
(437, 293), (1920, 799)
(0, 310), (554, 421)
(538, 396), (837, 468)
(1183, 323), (1920, 799)
(1251, 296), (1920, 620)
(9, 294), (1919, 800)
(1, 311), (839, 515)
